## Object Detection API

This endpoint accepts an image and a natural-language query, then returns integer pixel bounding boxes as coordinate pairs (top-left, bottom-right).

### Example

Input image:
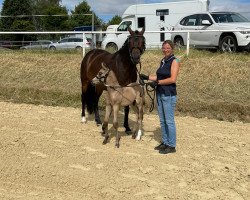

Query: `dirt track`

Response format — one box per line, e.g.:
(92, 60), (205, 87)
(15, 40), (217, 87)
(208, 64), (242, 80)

(0, 101), (249, 200)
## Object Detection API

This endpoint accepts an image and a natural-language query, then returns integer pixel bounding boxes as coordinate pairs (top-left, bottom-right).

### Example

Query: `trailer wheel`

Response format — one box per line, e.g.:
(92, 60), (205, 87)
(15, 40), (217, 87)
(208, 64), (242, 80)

(105, 43), (118, 52)
(219, 36), (237, 53)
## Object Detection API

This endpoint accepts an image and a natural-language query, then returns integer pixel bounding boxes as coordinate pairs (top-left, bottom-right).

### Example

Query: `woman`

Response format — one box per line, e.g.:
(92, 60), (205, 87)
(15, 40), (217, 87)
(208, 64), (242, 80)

(140, 40), (180, 154)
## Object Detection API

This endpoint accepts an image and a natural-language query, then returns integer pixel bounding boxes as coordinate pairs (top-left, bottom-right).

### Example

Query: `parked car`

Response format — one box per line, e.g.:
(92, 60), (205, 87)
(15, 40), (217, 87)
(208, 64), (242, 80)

(48, 37), (94, 50)
(171, 12), (250, 52)
(20, 40), (53, 50)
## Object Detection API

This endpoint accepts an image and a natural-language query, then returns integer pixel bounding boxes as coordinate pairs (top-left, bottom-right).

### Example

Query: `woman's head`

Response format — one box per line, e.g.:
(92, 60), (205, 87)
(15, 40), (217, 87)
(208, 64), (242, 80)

(162, 40), (174, 56)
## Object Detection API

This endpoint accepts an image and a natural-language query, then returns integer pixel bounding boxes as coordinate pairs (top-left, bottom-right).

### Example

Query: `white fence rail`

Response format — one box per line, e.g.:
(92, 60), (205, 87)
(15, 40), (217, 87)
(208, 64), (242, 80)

(1, 29), (249, 56)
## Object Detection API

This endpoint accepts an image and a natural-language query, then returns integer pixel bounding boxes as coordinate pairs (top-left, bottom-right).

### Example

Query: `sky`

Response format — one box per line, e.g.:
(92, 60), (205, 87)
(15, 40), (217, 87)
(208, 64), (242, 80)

(0, 0), (250, 22)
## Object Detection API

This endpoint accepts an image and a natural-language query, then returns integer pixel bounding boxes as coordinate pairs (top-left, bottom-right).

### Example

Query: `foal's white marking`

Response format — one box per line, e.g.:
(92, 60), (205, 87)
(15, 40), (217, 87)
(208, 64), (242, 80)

(136, 130), (142, 140)
(81, 117), (87, 123)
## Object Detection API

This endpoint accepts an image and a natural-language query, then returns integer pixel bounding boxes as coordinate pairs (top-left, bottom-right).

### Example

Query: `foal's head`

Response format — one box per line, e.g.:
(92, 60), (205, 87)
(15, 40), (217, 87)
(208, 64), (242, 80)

(92, 63), (110, 85)
(127, 27), (146, 64)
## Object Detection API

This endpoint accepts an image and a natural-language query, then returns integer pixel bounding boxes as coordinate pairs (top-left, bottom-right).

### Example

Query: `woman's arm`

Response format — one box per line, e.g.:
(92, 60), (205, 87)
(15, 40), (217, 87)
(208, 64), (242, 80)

(148, 74), (157, 81)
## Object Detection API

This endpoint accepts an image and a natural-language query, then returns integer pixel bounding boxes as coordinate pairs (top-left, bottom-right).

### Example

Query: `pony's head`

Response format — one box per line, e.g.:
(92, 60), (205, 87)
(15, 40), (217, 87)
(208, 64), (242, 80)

(127, 27), (146, 64)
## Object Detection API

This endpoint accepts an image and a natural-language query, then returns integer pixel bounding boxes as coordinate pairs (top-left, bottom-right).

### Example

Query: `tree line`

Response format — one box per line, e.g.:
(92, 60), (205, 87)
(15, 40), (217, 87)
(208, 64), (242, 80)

(0, 0), (122, 46)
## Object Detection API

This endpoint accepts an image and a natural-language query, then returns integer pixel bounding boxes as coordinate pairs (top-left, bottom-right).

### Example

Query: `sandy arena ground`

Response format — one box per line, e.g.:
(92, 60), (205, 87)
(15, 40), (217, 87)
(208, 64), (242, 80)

(0, 101), (249, 200)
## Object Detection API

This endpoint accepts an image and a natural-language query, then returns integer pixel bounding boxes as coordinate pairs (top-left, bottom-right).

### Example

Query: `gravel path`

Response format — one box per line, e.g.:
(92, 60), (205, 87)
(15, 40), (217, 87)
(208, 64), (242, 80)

(0, 101), (249, 200)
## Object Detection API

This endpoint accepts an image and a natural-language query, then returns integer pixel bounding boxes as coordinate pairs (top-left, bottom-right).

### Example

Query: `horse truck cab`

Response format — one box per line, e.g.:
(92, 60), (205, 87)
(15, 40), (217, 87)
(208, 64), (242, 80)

(101, 0), (210, 51)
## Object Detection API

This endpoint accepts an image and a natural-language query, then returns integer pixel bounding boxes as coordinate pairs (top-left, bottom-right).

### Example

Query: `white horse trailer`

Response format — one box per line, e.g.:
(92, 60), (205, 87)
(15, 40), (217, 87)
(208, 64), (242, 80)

(102, 0), (210, 50)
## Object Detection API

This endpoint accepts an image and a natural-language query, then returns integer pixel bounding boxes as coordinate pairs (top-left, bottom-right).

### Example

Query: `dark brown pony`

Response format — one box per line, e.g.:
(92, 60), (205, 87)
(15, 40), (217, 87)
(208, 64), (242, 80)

(80, 27), (145, 131)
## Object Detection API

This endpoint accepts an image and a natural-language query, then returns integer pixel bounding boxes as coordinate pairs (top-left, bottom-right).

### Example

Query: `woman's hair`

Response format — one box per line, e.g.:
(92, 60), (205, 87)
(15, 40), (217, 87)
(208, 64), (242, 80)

(162, 40), (174, 50)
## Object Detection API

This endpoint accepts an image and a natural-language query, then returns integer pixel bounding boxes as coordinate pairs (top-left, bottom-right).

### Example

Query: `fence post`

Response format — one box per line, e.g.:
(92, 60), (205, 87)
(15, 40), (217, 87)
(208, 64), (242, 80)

(186, 32), (190, 56)
(82, 32), (85, 57)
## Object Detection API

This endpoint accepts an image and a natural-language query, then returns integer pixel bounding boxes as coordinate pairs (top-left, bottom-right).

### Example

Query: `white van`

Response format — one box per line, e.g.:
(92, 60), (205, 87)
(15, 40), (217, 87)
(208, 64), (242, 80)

(102, 0), (210, 50)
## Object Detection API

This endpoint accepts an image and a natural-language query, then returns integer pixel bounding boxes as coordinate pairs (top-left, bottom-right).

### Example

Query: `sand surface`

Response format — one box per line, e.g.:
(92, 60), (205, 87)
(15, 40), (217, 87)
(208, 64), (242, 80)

(0, 101), (249, 200)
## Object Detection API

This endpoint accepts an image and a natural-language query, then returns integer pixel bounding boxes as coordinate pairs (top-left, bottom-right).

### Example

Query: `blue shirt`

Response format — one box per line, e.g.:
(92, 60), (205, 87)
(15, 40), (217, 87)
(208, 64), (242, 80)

(156, 54), (177, 96)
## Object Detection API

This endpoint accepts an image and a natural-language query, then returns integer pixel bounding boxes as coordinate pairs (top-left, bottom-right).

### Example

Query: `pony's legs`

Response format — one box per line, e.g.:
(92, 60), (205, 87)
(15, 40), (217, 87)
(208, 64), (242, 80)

(123, 106), (132, 133)
(102, 104), (112, 144)
(94, 101), (102, 125)
(113, 105), (121, 148)
(81, 93), (87, 123)
(130, 105), (138, 139)
(94, 87), (104, 126)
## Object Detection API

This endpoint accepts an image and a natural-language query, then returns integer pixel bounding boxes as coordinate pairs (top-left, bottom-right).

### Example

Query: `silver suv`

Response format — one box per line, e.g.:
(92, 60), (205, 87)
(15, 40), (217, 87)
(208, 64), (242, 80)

(49, 37), (93, 50)
(171, 12), (250, 52)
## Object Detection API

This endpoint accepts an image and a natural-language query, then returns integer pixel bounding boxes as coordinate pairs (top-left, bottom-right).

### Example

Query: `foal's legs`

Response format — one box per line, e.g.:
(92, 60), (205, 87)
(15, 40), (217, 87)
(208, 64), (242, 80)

(130, 105), (138, 139)
(130, 103), (143, 140)
(102, 103), (112, 144)
(136, 103), (144, 140)
(113, 104), (121, 148)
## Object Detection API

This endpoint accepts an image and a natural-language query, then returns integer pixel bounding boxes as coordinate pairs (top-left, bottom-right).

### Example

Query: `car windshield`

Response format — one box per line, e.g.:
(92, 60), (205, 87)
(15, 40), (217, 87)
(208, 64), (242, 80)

(211, 13), (249, 23)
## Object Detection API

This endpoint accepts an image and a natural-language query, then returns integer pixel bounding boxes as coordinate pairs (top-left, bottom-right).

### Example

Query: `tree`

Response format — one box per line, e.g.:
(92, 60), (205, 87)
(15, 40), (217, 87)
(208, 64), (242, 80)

(31, 0), (69, 31)
(107, 15), (122, 26)
(42, 5), (69, 31)
(1, 0), (35, 31)
(70, 1), (102, 29)
(0, 0), (36, 47)
(102, 15), (122, 31)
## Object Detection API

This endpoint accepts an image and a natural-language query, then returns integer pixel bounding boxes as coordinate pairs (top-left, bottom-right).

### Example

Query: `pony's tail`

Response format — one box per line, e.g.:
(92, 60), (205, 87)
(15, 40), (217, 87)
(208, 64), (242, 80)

(85, 83), (99, 114)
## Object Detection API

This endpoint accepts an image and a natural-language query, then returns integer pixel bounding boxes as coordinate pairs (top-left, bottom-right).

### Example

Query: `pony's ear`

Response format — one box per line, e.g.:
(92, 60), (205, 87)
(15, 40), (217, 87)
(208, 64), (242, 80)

(101, 62), (108, 70)
(128, 26), (134, 35)
(139, 27), (145, 35)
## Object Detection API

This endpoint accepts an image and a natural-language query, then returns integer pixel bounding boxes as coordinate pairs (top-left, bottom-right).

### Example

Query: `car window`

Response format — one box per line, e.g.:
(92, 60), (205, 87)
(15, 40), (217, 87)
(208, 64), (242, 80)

(31, 42), (39, 45)
(180, 14), (198, 26)
(67, 38), (83, 42)
(117, 21), (132, 31)
(74, 38), (83, 42)
(211, 13), (249, 23)
(68, 38), (75, 42)
(41, 41), (51, 45)
(198, 14), (213, 25)
(59, 39), (68, 43)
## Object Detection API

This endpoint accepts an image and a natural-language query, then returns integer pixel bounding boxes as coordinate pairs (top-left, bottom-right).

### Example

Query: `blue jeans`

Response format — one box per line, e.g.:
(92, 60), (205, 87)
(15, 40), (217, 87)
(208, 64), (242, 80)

(156, 93), (177, 147)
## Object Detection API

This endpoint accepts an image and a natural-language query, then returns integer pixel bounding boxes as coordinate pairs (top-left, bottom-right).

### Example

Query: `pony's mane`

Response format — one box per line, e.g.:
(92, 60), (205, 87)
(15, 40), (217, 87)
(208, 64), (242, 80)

(120, 38), (129, 50)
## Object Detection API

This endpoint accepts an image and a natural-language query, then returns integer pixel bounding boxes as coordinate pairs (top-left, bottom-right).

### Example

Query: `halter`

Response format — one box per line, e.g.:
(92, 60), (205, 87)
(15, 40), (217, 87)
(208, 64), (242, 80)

(127, 34), (146, 64)
(94, 66), (143, 89)
(128, 35), (146, 53)
(95, 67), (111, 84)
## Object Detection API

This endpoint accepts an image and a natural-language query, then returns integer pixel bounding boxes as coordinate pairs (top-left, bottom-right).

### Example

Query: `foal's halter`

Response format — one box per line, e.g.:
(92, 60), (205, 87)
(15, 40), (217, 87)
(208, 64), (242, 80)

(95, 67), (142, 89)
(95, 67), (111, 84)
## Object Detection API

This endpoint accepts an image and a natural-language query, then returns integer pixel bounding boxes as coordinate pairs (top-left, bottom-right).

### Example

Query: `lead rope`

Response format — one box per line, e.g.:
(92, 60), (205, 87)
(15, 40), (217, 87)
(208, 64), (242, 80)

(145, 83), (156, 112)
(137, 62), (156, 112)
